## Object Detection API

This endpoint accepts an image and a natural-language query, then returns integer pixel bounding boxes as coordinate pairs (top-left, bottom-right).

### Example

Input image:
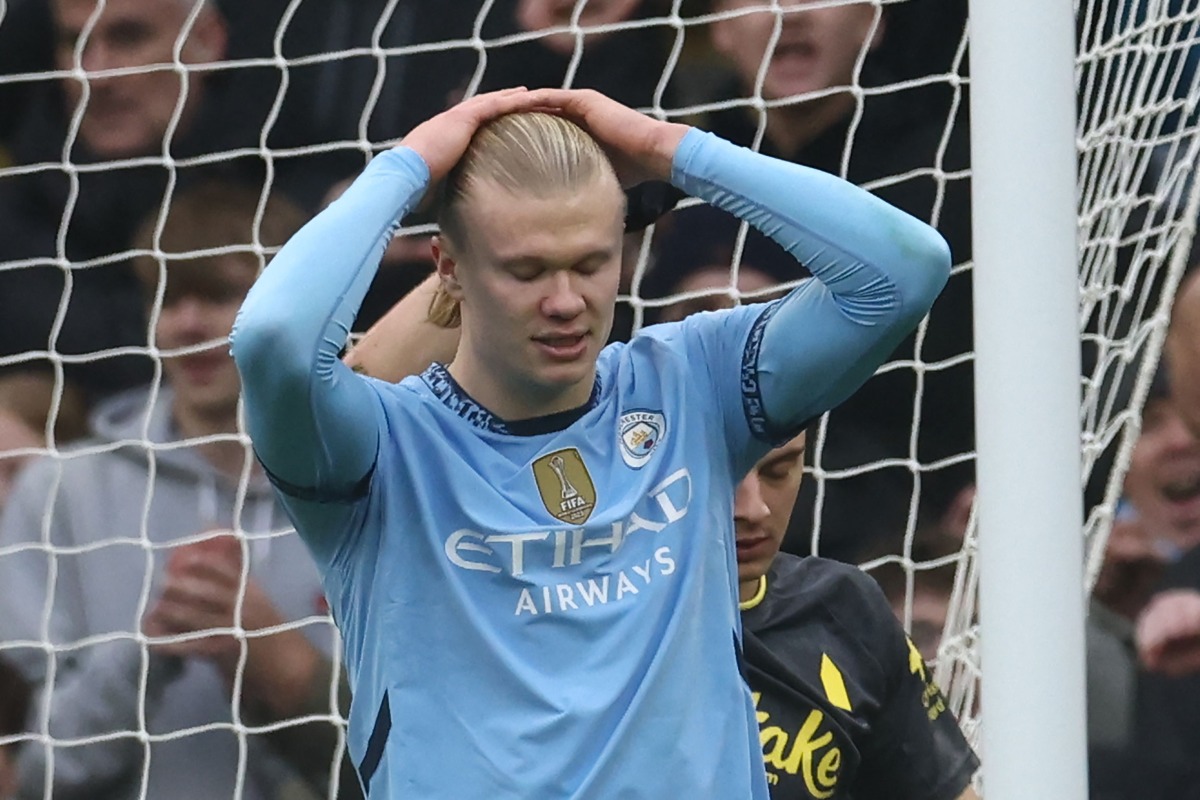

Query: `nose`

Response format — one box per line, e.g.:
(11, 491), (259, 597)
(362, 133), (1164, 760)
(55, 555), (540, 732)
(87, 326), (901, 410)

(79, 38), (117, 75)
(158, 297), (213, 345)
(541, 270), (586, 320)
(1162, 407), (1199, 452)
(734, 473), (771, 527)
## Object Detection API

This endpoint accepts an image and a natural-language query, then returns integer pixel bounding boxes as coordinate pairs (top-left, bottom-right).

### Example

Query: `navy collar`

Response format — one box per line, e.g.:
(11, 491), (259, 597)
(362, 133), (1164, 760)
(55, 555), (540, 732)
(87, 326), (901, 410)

(421, 363), (601, 436)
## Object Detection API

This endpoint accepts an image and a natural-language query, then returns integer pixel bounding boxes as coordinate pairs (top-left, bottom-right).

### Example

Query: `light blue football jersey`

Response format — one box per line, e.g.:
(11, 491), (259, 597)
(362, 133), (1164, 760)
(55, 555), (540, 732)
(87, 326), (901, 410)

(233, 126), (950, 798)
(311, 306), (776, 798)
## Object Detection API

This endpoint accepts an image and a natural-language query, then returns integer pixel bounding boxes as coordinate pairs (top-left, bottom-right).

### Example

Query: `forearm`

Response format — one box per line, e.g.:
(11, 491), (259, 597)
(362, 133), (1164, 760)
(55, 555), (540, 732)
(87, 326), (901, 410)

(343, 273), (460, 382)
(237, 639), (359, 798)
(670, 129), (951, 429)
(236, 628), (325, 723)
(231, 147), (431, 492)
(671, 128), (949, 308)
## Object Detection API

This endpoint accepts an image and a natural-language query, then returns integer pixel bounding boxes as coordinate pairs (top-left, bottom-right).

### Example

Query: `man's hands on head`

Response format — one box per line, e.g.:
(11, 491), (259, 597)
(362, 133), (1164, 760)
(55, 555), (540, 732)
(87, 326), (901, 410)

(532, 88), (691, 186)
(398, 88), (558, 183)
(397, 87), (691, 188)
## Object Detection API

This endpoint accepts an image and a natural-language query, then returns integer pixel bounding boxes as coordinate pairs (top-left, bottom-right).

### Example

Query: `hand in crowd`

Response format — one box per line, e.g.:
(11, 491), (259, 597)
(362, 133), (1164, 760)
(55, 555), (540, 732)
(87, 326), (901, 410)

(144, 533), (323, 720)
(1137, 588), (1200, 677)
(1094, 517), (1168, 621)
(143, 533), (277, 673)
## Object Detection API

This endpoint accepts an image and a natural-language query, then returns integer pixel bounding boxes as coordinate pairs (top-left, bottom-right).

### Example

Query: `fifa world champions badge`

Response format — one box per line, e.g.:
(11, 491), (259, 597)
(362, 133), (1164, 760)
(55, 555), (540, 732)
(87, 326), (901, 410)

(533, 448), (597, 525)
(618, 411), (666, 469)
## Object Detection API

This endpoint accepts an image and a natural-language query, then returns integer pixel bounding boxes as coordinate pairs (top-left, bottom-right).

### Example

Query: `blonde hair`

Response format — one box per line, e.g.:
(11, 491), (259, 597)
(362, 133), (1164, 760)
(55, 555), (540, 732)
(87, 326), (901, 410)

(430, 112), (620, 327)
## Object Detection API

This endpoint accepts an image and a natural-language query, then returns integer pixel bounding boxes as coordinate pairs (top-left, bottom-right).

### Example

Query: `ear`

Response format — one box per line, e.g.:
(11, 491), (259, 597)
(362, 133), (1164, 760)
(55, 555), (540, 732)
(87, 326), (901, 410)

(867, 9), (886, 52)
(431, 236), (464, 301)
(185, 5), (229, 64)
(709, 14), (735, 59)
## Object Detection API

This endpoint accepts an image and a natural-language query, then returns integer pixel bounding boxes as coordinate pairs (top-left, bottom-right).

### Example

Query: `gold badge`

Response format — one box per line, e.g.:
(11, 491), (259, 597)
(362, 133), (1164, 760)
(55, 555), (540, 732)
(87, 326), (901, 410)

(533, 448), (596, 525)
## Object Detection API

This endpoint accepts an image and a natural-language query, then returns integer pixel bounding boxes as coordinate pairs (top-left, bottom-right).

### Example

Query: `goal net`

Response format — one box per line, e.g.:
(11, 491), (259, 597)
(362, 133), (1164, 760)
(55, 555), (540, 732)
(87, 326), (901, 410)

(0, 0), (1197, 796)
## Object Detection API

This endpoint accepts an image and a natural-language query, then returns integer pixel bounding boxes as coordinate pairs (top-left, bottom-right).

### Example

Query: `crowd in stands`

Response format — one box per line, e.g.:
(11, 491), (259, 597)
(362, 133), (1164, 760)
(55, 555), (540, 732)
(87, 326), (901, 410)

(0, 0), (1194, 798)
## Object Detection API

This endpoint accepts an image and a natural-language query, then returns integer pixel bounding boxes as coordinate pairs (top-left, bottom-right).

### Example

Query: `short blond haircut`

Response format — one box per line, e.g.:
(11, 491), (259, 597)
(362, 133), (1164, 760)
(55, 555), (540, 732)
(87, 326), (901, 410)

(431, 112), (620, 327)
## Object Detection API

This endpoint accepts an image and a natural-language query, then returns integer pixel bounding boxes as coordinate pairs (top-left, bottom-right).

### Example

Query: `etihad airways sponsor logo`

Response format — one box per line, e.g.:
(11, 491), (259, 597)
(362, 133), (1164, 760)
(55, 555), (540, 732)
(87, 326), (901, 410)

(513, 547), (676, 616)
(442, 468), (692, 577)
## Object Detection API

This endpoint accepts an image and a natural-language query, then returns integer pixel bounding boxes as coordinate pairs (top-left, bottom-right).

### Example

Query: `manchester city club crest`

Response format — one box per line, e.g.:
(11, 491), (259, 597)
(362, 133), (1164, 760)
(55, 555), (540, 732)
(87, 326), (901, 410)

(533, 448), (597, 525)
(618, 410), (665, 469)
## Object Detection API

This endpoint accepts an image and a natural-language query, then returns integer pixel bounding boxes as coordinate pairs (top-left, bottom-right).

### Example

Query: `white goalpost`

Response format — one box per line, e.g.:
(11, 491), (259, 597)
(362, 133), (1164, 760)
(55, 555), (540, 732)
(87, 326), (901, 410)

(968, 0), (1088, 797)
(2, 0), (1200, 797)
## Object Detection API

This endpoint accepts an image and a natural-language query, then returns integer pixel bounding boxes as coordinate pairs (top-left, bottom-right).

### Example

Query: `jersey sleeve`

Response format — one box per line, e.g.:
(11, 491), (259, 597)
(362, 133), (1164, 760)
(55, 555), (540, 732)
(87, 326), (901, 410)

(230, 148), (430, 555)
(852, 583), (979, 800)
(639, 302), (786, 479)
(670, 128), (952, 438)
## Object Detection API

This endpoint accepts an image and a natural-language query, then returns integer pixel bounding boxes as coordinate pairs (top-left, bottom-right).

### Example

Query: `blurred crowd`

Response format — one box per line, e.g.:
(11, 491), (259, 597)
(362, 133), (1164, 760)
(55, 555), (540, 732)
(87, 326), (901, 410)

(0, 0), (1195, 798)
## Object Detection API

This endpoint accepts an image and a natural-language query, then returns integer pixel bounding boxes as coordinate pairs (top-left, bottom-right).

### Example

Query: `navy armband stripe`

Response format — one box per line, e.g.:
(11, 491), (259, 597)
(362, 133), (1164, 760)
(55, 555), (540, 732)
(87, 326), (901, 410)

(740, 300), (810, 446)
(358, 692), (391, 792)
(257, 453), (374, 503)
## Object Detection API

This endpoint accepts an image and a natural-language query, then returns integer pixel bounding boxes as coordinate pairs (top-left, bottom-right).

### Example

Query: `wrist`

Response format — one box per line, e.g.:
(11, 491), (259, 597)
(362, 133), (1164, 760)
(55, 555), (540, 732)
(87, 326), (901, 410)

(652, 123), (691, 180)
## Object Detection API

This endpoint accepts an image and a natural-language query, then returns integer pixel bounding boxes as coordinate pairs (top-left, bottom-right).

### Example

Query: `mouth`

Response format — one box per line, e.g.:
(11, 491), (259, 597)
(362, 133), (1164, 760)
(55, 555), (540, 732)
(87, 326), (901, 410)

(533, 332), (589, 361)
(173, 354), (228, 383)
(771, 39), (816, 63)
(736, 535), (773, 560)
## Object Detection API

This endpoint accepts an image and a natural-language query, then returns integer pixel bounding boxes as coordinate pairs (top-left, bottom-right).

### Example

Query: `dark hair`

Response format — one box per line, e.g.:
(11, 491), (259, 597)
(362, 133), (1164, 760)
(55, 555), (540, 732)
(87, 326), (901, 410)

(641, 204), (805, 318)
(130, 179), (308, 298)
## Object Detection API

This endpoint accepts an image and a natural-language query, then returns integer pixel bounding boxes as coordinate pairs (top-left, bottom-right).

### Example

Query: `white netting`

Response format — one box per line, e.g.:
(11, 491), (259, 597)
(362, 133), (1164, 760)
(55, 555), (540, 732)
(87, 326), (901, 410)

(0, 0), (1198, 796)
(932, 0), (1200, 743)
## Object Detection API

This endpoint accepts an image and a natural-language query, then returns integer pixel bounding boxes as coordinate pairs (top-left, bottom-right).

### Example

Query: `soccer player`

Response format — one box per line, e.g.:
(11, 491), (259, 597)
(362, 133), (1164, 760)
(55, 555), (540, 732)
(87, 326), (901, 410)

(347, 228), (979, 800)
(735, 432), (980, 799)
(231, 87), (951, 797)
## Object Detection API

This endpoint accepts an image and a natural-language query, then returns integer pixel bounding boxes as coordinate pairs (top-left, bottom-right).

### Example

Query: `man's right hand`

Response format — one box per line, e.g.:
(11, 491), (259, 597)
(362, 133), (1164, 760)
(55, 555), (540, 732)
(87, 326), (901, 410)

(397, 88), (560, 184)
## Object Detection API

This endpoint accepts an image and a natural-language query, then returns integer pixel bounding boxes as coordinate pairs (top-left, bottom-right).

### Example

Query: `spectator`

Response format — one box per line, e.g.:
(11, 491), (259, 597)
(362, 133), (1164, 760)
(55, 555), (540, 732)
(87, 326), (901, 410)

(1120, 265), (1200, 785)
(642, 202), (798, 324)
(0, 181), (358, 800)
(0, 0), (309, 418)
(476, 0), (676, 111)
(0, 658), (31, 800)
(866, 528), (962, 663)
(1086, 365), (1199, 754)
(0, 410), (42, 514)
(698, 0), (975, 560)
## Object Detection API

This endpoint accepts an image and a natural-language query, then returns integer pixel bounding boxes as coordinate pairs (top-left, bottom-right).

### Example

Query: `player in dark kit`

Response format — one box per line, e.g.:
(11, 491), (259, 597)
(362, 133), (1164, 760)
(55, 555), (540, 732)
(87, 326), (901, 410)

(741, 550), (979, 797)
(734, 428), (979, 799)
